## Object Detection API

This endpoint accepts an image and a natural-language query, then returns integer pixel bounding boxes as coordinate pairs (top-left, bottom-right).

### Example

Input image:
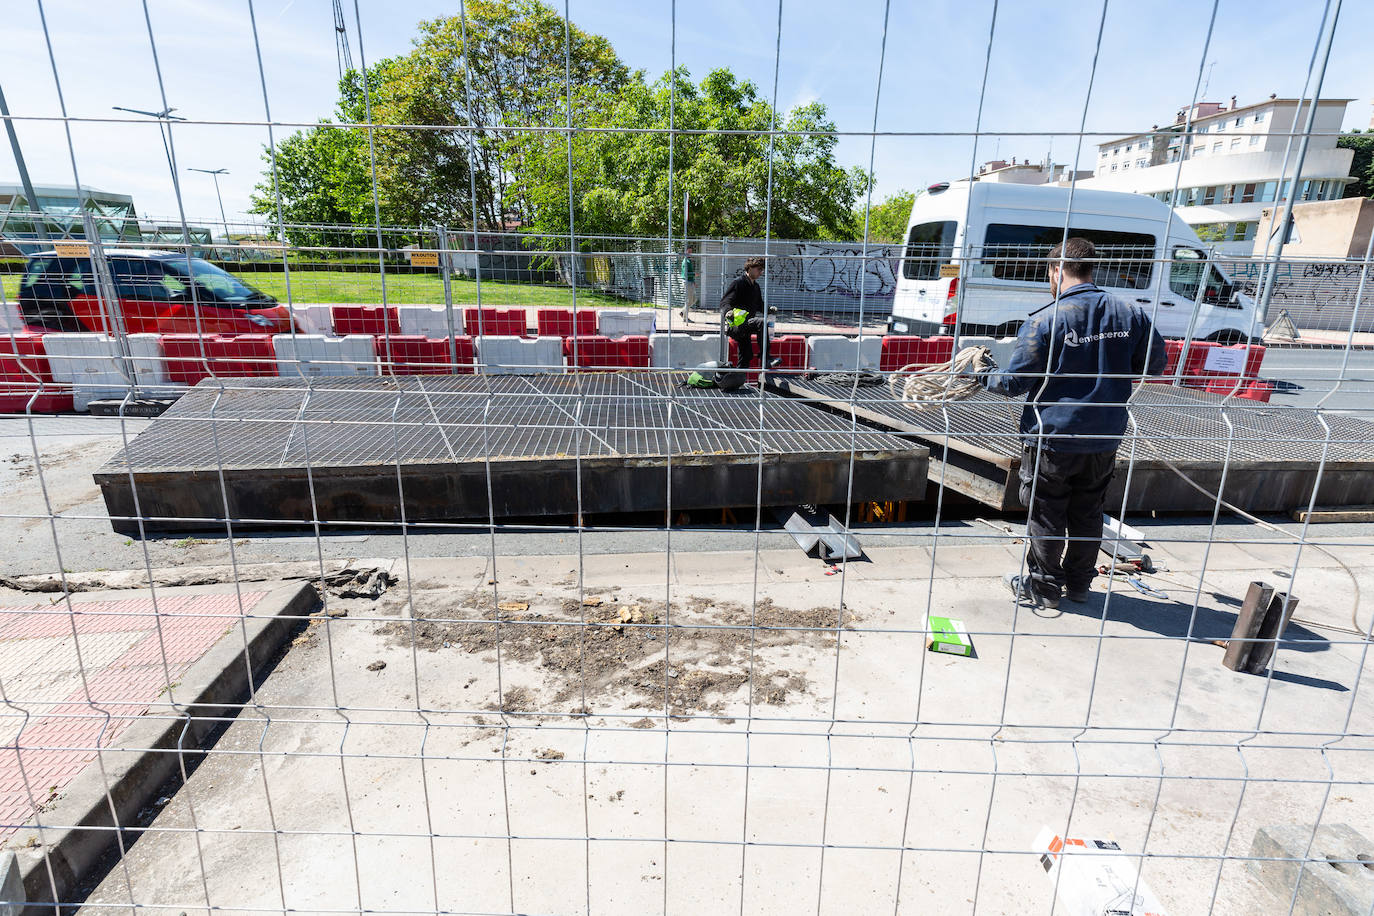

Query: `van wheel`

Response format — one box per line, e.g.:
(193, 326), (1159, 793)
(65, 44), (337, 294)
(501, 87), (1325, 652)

(1208, 329), (1251, 345)
(993, 321), (1023, 338)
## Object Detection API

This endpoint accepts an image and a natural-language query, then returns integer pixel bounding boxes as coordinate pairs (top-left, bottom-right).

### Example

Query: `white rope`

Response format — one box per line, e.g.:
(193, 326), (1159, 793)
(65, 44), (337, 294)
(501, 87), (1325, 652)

(890, 345), (995, 406)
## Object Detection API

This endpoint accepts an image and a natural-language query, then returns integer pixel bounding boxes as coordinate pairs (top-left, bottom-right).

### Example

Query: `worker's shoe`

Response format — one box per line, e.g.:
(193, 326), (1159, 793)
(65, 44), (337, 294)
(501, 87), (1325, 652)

(1064, 586), (1090, 603)
(1003, 573), (1059, 609)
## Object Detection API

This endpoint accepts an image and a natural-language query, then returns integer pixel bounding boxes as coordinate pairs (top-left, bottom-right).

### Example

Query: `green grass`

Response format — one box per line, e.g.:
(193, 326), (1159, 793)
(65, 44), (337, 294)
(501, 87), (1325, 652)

(2, 271), (639, 311)
(226, 270), (635, 308)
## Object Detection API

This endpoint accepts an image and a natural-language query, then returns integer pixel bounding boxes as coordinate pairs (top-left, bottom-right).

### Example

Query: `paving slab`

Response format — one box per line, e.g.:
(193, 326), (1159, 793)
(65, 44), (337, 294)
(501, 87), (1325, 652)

(1, 581), (317, 910)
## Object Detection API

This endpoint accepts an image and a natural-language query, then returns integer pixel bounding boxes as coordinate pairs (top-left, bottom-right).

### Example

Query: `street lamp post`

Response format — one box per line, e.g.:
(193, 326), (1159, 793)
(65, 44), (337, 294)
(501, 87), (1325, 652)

(188, 167), (230, 244)
(111, 104), (185, 200)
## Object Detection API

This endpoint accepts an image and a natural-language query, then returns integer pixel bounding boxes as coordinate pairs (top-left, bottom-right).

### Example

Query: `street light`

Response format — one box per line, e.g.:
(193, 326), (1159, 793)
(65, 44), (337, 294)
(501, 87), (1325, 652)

(112, 105), (186, 211)
(188, 167), (230, 244)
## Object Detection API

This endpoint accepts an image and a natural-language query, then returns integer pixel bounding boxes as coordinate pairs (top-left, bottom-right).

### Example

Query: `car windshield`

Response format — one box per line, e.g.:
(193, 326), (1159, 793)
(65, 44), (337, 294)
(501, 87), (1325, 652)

(160, 257), (271, 303)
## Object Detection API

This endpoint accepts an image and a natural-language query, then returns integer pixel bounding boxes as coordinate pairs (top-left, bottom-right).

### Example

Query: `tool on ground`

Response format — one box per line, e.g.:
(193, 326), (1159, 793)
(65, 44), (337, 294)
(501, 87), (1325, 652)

(924, 615), (973, 657)
(1222, 581), (1300, 674)
(683, 360), (745, 391)
(890, 345), (996, 406)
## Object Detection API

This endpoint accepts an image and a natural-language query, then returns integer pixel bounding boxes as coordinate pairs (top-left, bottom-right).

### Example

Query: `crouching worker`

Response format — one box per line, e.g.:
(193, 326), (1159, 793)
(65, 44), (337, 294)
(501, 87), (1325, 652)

(721, 256), (779, 369)
(977, 237), (1167, 608)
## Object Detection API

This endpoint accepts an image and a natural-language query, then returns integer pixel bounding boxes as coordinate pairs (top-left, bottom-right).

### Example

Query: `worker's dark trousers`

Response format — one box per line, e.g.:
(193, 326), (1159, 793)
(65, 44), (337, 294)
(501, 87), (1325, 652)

(1018, 445), (1116, 598)
(728, 316), (769, 368)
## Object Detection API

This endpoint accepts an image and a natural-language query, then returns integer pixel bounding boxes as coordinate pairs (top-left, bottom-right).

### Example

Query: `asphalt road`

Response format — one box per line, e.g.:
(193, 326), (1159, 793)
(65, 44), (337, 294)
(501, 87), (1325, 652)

(1257, 343), (1374, 414)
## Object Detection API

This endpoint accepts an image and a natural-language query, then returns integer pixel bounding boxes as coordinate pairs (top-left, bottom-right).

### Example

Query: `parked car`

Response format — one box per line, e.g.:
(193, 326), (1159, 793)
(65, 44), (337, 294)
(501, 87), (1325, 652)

(890, 182), (1259, 342)
(18, 249), (298, 335)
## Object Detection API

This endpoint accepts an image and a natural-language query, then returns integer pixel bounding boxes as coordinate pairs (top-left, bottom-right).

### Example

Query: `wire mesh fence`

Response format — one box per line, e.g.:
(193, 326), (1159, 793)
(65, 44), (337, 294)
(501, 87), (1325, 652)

(2, 0), (1374, 914)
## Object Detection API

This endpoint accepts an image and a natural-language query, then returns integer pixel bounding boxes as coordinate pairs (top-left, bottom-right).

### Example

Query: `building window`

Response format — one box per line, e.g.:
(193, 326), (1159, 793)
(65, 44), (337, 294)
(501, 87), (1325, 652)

(1231, 138), (1242, 150)
(1110, 163), (1117, 171)
(1240, 183), (1257, 203)
(1254, 111), (1265, 124)
(1249, 135), (1261, 146)
(1202, 186), (1218, 205)
(1212, 141), (1223, 152)
(1122, 162), (1131, 169)
(1137, 158), (1148, 168)
(1258, 181), (1277, 202)
(1234, 117), (1243, 127)
(1199, 124), (1209, 133)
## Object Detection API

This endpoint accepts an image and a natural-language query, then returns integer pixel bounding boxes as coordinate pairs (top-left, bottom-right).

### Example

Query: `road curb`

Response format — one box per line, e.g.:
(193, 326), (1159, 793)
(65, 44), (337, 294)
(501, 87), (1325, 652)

(9, 581), (319, 912)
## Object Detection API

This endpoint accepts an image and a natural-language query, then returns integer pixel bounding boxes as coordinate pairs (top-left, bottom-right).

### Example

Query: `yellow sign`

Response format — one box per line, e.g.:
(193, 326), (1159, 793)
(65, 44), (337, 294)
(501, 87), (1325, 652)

(939, 263), (960, 278)
(409, 251), (440, 267)
(53, 242), (90, 257)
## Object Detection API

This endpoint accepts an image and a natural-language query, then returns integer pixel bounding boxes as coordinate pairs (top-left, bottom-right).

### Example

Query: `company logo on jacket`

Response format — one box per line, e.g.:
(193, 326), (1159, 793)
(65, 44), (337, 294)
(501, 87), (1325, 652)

(1062, 327), (1131, 348)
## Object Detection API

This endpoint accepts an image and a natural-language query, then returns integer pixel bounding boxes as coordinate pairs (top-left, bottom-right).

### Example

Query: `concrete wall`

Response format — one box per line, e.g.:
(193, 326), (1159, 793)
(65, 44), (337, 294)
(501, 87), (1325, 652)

(1253, 198), (1374, 259)
(1221, 255), (1374, 332)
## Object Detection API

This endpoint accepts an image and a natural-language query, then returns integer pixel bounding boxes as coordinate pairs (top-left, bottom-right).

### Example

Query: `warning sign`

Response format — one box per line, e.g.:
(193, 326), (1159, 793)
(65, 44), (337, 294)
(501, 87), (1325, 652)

(53, 242), (90, 257)
(1202, 347), (1247, 374)
(939, 263), (960, 278)
(408, 251), (440, 267)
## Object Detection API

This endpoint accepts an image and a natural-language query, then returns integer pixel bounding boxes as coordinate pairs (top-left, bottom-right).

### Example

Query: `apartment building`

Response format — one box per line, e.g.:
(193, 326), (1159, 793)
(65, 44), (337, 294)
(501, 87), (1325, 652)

(1062, 97), (1354, 255)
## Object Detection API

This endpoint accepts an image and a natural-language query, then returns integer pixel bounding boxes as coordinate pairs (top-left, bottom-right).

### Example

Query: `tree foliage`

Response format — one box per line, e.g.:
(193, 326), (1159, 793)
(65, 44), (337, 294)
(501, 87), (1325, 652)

(829, 190), (915, 243)
(1337, 131), (1374, 199)
(512, 67), (868, 242)
(251, 0), (628, 241)
(251, 2), (870, 246)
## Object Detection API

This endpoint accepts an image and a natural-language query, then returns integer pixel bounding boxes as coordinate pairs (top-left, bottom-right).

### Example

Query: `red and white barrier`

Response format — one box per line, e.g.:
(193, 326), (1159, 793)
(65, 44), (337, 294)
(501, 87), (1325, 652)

(0, 333), (72, 413)
(377, 335), (475, 375)
(43, 332), (171, 411)
(805, 335), (881, 371)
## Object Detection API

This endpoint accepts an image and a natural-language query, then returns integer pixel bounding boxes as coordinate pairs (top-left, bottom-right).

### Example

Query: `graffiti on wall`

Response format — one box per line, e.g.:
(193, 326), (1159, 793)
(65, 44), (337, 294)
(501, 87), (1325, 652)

(796, 244), (900, 298)
(1221, 259), (1373, 329)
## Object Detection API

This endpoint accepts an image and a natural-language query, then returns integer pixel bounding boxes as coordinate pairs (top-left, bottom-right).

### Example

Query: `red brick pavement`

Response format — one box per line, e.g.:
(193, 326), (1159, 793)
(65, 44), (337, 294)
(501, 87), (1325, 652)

(0, 591), (267, 841)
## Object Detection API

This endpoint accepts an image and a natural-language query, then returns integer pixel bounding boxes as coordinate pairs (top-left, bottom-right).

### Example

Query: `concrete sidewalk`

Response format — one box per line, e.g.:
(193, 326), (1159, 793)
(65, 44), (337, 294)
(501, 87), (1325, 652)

(1, 580), (317, 909)
(26, 538), (1369, 915)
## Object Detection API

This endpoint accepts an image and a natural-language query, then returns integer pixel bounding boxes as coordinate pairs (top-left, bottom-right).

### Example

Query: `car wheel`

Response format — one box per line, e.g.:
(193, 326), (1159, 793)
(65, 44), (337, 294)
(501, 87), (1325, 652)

(1209, 329), (1251, 345)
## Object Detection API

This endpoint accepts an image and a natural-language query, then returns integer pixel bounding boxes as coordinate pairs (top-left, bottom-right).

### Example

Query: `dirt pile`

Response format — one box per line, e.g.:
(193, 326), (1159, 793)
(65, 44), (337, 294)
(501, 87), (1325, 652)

(376, 589), (852, 717)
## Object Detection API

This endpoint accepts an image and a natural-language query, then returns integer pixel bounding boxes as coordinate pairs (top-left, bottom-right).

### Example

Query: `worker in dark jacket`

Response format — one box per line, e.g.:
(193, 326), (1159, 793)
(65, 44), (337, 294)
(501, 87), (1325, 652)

(720, 256), (778, 369)
(980, 237), (1167, 608)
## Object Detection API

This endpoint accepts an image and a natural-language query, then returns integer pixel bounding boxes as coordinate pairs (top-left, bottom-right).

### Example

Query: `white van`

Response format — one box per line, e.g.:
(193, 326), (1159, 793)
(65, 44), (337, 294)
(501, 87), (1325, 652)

(888, 182), (1259, 342)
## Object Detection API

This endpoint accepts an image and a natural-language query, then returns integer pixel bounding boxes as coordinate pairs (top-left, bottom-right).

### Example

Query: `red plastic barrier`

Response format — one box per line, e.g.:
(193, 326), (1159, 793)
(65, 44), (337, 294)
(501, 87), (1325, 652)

(880, 336), (955, 372)
(1235, 379), (1275, 403)
(618, 335), (650, 368)
(563, 335), (621, 370)
(464, 307), (528, 337)
(160, 334), (278, 385)
(377, 335), (475, 374)
(331, 305), (400, 336)
(536, 308), (597, 338)
(0, 333), (72, 413)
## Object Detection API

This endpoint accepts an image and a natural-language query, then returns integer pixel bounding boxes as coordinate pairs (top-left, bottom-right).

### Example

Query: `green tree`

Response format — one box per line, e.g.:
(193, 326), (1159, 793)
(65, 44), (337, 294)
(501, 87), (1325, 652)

(1337, 131), (1374, 198)
(511, 67), (869, 242)
(250, 0), (630, 239)
(844, 190), (915, 243)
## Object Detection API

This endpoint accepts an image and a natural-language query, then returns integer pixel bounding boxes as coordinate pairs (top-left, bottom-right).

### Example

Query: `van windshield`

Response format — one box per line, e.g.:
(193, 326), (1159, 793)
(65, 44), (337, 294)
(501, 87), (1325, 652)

(902, 221), (956, 281)
(980, 224), (1156, 289)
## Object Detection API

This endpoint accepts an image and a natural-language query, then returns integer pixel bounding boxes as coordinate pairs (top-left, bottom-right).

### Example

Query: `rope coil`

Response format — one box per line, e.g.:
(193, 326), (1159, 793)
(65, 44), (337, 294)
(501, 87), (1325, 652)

(891, 345), (995, 406)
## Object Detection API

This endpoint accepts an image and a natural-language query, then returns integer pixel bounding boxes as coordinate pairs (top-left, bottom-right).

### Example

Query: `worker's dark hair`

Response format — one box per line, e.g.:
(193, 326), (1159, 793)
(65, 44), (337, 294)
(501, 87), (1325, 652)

(1047, 237), (1095, 280)
(743, 256), (766, 272)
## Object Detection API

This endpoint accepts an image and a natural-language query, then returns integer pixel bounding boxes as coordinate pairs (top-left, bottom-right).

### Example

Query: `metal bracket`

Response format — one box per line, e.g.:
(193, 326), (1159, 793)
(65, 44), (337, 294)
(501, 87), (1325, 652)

(776, 505), (863, 562)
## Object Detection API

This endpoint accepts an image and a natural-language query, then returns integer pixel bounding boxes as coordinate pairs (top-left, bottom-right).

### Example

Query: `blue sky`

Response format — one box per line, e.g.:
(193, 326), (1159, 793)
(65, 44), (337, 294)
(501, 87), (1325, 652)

(2, 0), (1370, 229)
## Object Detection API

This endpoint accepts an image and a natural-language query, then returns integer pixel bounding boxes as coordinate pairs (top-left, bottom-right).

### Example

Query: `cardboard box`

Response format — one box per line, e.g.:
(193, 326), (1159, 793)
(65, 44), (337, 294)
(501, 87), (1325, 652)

(924, 615), (972, 657)
(1033, 826), (1168, 916)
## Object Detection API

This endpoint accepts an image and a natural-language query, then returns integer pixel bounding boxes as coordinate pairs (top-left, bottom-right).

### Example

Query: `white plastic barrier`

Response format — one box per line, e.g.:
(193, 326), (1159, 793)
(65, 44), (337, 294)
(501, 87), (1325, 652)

(475, 335), (565, 374)
(272, 334), (379, 377)
(288, 303), (335, 335)
(43, 332), (172, 411)
(806, 335), (881, 371)
(0, 301), (22, 332)
(398, 305), (461, 337)
(956, 335), (1020, 370)
(649, 333), (719, 369)
(597, 309), (656, 338)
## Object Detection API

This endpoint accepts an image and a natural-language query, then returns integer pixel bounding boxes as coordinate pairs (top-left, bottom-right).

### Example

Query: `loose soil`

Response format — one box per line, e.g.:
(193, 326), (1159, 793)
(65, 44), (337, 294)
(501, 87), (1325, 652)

(375, 587), (853, 717)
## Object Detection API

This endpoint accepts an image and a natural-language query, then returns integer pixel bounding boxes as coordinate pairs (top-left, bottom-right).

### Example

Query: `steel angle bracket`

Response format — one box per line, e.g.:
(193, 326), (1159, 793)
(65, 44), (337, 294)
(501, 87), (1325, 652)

(1101, 513), (1148, 566)
(776, 505), (863, 562)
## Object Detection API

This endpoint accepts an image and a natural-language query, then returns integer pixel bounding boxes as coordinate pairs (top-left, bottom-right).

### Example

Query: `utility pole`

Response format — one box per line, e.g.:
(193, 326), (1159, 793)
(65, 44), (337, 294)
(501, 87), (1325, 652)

(0, 81), (50, 242)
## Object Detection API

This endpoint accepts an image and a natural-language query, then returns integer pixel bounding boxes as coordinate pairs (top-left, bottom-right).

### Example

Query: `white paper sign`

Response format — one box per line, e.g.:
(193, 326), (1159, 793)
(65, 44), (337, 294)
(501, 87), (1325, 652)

(1203, 347), (1247, 374)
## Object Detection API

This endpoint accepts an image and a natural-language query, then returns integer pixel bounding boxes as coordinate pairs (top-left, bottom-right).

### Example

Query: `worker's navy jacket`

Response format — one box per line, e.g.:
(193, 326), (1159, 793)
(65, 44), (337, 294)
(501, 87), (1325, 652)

(981, 283), (1168, 453)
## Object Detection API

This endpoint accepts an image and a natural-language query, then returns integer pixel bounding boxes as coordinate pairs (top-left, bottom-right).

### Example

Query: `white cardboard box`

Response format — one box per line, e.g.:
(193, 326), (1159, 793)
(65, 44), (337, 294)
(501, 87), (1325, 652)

(1033, 826), (1167, 916)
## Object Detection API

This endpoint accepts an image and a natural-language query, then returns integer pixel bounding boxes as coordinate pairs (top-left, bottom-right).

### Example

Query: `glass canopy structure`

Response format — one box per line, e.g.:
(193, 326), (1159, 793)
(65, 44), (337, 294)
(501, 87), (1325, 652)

(0, 182), (142, 254)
